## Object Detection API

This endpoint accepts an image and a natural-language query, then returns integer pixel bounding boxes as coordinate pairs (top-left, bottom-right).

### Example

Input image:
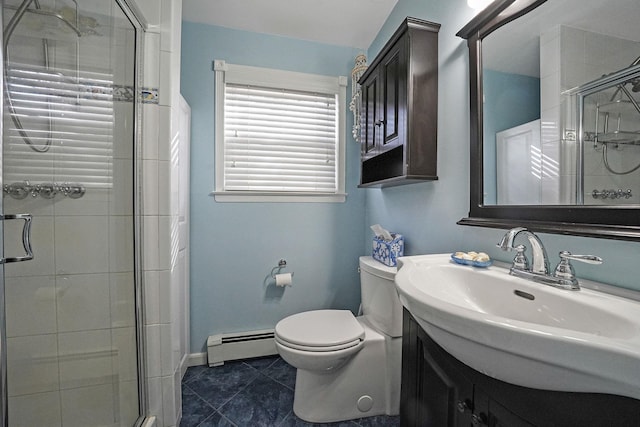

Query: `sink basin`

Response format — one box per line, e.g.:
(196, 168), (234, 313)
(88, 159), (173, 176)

(395, 254), (640, 400)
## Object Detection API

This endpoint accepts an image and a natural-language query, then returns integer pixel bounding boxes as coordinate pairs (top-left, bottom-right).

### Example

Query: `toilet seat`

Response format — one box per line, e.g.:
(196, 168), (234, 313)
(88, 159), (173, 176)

(275, 336), (362, 352)
(275, 310), (365, 352)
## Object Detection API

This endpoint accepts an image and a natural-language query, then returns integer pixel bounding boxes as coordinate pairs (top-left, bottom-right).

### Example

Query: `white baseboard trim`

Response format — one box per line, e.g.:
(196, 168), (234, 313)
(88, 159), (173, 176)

(187, 352), (207, 367)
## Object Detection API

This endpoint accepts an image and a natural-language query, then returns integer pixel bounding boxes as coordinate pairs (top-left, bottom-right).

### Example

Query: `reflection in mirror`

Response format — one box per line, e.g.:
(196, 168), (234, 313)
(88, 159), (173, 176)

(579, 67), (640, 206)
(481, 0), (640, 207)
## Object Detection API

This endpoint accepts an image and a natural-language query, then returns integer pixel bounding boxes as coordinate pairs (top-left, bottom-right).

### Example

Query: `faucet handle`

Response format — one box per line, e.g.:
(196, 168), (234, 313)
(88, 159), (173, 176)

(558, 251), (603, 265)
(512, 245), (529, 270)
(553, 251), (603, 284)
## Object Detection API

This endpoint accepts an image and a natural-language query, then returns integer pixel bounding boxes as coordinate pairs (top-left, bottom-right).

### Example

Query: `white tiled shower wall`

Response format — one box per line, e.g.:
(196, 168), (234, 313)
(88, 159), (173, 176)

(135, 0), (187, 426)
(540, 25), (640, 206)
(2, 0), (186, 425)
(2, 0), (139, 425)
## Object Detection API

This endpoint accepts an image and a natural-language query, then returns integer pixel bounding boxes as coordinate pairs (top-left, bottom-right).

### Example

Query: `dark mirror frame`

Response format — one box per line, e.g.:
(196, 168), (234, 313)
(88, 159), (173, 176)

(456, 0), (640, 241)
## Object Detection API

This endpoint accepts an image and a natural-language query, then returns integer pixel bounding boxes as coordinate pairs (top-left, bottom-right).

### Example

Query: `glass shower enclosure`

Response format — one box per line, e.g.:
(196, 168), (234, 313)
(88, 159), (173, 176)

(1, 0), (144, 425)
(577, 64), (640, 205)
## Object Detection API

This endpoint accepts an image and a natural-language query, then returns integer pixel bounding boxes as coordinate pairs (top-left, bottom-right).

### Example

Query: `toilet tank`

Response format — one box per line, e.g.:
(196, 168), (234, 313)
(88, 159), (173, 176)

(359, 256), (403, 338)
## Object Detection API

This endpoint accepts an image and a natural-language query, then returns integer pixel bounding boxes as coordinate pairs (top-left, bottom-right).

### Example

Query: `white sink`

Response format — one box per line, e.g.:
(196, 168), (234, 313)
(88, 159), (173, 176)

(395, 253), (640, 400)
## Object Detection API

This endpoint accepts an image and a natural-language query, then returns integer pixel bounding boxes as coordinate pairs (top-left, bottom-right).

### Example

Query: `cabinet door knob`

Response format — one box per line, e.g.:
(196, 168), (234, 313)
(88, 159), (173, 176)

(471, 413), (487, 426)
(456, 400), (470, 413)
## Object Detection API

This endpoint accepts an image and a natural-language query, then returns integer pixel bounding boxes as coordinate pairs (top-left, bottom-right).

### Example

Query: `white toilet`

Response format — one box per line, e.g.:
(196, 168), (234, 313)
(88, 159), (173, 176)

(274, 256), (403, 423)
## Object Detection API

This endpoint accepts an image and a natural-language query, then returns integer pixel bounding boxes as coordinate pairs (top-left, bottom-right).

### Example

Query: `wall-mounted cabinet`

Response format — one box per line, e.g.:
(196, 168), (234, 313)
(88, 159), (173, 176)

(359, 17), (440, 187)
(401, 309), (640, 426)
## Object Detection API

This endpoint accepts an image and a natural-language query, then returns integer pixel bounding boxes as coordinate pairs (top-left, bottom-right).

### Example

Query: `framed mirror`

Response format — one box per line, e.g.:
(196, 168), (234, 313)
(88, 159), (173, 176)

(457, 0), (640, 240)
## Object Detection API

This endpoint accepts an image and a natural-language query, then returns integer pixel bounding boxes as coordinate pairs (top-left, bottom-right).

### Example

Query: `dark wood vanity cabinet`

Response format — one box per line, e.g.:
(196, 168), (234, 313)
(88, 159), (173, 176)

(401, 308), (476, 427)
(358, 17), (439, 187)
(401, 309), (640, 427)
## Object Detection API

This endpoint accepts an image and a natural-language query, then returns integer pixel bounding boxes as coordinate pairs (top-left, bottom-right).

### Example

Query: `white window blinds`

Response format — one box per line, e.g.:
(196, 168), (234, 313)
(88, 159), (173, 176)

(213, 60), (347, 202)
(224, 84), (337, 193)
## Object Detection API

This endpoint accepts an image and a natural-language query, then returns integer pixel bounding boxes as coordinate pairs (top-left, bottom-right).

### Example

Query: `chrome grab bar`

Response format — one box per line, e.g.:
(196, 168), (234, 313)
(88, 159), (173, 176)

(1, 213), (34, 263)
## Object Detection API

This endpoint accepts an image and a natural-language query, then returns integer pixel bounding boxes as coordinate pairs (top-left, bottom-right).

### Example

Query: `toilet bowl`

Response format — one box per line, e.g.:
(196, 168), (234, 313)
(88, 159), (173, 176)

(274, 256), (402, 423)
(275, 309), (365, 371)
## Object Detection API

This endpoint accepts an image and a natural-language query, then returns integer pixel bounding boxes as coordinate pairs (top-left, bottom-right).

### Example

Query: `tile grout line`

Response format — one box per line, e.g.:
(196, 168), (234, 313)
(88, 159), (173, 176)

(218, 359), (293, 426)
(257, 370), (294, 391)
(212, 369), (263, 419)
(183, 382), (218, 413)
(275, 410), (294, 427)
(196, 409), (239, 427)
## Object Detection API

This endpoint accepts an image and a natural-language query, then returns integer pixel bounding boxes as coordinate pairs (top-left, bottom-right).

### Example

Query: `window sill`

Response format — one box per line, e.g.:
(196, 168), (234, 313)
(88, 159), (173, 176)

(210, 191), (347, 203)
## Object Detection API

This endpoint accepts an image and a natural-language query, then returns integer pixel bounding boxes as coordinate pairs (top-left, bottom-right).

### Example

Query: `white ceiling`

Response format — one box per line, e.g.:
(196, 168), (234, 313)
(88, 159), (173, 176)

(181, 0), (399, 50)
(484, 0), (640, 77)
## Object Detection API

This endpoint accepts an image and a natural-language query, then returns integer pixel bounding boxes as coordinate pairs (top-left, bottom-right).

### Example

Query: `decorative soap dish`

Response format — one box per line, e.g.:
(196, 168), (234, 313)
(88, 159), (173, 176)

(451, 252), (492, 268)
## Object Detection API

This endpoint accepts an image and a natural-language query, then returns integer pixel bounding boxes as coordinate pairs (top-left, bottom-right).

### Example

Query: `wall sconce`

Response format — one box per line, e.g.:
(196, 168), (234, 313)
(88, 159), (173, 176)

(349, 54), (368, 142)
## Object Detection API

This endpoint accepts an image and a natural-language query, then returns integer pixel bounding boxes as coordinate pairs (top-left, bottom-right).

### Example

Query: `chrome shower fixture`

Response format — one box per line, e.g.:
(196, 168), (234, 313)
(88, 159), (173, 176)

(3, 181), (86, 199)
(592, 188), (633, 200)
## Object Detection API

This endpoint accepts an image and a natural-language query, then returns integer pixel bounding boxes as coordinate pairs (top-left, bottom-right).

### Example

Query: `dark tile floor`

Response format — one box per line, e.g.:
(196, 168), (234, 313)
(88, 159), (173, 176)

(181, 355), (401, 427)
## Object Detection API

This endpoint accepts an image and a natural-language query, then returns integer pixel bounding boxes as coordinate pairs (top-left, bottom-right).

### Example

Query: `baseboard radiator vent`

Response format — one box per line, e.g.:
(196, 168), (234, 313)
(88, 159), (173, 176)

(207, 329), (277, 367)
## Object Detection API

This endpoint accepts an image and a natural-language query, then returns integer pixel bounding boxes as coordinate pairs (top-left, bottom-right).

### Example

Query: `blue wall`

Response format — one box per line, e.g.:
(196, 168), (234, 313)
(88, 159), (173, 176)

(181, 23), (365, 352)
(183, 0), (640, 354)
(364, 0), (640, 290)
(483, 69), (540, 204)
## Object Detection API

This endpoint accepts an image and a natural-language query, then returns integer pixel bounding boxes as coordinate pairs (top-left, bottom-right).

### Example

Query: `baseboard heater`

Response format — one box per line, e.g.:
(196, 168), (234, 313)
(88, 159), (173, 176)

(207, 329), (277, 367)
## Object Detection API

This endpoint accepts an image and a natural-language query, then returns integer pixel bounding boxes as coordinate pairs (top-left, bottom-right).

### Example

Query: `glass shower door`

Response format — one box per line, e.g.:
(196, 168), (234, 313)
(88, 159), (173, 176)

(1, 1), (142, 425)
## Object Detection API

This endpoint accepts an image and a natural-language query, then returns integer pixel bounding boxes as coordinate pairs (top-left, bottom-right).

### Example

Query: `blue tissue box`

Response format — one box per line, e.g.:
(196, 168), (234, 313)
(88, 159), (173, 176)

(372, 234), (404, 267)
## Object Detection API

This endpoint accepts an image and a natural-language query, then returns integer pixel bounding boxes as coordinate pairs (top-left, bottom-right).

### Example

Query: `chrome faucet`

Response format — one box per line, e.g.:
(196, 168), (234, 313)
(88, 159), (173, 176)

(496, 227), (603, 290)
(497, 227), (549, 275)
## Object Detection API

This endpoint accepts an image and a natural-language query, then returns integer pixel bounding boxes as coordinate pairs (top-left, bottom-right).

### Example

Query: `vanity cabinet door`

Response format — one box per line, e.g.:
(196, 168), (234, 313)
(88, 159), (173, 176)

(473, 388), (534, 427)
(402, 309), (640, 427)
(401, 309), (473, 427)
(401, 312), (534, 427)
(487, 399), (535, 427)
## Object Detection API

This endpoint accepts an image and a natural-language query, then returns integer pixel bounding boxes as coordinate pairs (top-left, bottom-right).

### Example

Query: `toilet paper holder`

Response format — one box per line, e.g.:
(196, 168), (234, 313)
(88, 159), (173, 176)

(271, 259), (294, 278)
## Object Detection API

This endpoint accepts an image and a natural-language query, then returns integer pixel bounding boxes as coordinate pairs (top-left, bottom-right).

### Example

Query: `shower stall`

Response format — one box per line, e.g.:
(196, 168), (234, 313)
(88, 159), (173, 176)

(1, 0), (146, 425)
(577, 59), (640, 205)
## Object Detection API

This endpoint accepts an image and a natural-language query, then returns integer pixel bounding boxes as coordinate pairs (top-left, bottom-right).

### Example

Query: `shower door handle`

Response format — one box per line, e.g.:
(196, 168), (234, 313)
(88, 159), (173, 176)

(1, 213), (34, 263)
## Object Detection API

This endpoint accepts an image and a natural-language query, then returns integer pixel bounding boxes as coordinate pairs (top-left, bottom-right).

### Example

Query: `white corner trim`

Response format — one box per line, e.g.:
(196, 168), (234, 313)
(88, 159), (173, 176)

(140, 416), (157, 427)
(179, 353), (190, 380)
(213, 59), (227, 71)
(214, 63), (225, 194)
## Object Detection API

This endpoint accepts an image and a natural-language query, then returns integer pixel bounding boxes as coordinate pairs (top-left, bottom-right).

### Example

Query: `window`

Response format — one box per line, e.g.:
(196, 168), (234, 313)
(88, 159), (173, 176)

(213, 60), (347, 202)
